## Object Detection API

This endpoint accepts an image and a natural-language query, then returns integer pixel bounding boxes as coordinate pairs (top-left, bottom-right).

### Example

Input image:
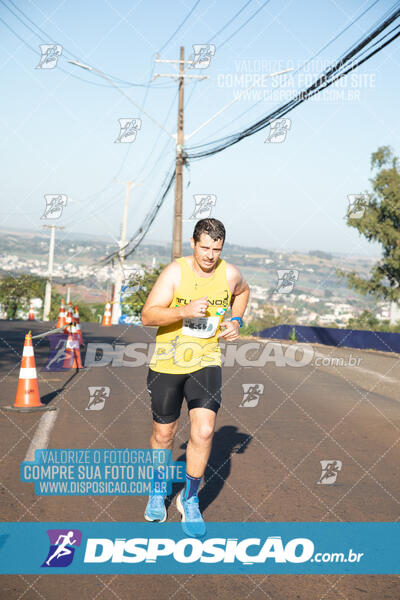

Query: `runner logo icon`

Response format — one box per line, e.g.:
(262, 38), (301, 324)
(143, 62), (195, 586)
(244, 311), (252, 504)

(41, 529), (82, 567)
(240, 383), (264, 407)
(317, 460), (342, 485)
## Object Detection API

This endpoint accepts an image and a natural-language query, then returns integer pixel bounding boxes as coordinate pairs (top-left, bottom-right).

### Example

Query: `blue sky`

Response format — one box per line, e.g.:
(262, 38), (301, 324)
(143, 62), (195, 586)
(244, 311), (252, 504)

(0, 0), (399, 258)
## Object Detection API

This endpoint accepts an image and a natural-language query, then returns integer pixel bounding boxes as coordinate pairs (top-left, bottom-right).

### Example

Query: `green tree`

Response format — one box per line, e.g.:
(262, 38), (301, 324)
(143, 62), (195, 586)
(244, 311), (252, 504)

(347, 310), (380, 331)
(49, 295), (104, 323)
(0, 274), (45, 319)
(0, 274), (102, 322)
(84, 302), (106, 323)
(240, 306), (294, 336)
(337, 146), (400, 300)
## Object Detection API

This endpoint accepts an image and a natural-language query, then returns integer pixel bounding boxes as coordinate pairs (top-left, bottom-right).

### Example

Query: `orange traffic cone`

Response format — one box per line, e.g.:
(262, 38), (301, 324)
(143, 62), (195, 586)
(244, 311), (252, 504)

(71, 325), (83, 368)
(56, 299), (66, 328)
(66, 302), (74, 325)
(102, 302), (112, 326)
(28, 304), (35, 321)
(63, 324), (83, 369)
(4, 332), (56, 412)
(73, 305), (84, 345)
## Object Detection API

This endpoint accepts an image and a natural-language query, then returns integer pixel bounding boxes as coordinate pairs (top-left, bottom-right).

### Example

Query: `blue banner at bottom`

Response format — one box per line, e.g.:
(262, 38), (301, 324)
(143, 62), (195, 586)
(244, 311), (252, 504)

(0, 522), (398, 574)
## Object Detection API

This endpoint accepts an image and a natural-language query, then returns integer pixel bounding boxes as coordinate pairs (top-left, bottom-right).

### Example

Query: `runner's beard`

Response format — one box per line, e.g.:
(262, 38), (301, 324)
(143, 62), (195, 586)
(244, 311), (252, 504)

(201, 258), (215, 270)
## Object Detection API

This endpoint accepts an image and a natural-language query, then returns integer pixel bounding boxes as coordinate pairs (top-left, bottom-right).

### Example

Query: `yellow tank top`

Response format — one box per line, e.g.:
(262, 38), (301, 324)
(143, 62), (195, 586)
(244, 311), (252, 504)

(149, 256), (232, 374)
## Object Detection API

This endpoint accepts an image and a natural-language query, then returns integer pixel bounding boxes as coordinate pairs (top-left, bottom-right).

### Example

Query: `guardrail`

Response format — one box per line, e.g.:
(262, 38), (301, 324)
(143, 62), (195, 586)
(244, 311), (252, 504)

(256, 324), (400, 354)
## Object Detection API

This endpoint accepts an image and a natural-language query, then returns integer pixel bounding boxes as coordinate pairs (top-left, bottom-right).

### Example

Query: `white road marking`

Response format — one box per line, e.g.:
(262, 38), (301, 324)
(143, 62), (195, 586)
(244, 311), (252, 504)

(24, 410), (58, 462)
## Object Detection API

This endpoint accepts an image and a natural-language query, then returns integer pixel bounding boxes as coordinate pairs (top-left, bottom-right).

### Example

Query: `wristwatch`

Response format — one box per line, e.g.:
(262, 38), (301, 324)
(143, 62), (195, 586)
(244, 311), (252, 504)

(230, 317), (244, 327)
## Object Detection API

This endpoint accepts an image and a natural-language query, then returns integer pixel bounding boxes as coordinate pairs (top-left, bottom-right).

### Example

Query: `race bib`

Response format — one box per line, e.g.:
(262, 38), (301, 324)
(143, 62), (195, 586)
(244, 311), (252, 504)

(182, 316), (220, 338)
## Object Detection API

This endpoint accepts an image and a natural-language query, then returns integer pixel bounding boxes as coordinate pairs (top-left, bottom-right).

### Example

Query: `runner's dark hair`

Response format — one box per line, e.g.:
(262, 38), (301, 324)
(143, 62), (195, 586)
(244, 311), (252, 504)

(193, 218), (225, 244)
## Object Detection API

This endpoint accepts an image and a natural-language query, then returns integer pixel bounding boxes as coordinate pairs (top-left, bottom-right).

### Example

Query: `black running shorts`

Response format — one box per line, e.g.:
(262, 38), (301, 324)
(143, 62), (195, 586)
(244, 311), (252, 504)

(147, 366), (222, 424)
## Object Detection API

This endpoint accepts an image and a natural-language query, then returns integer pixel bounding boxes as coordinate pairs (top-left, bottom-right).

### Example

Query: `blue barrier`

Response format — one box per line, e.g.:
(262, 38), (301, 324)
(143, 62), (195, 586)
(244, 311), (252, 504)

(255, 324), (400, 354)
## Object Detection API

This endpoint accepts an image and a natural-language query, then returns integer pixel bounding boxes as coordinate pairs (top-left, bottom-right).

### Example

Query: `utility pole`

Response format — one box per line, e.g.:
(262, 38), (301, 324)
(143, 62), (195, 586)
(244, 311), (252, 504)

(173, 47), (185, 261)
(155, 47), (208, 260)
(111, 180), (142, 325)
(69, 58), (291, 262)
(42, 225), (64, 321)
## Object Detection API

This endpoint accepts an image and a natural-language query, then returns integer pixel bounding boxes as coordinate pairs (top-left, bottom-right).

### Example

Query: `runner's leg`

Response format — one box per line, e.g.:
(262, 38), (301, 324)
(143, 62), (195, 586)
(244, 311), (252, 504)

(145, 369), (185, 522)
(186, 407), (216, 477)
(150, 419), (178, 452)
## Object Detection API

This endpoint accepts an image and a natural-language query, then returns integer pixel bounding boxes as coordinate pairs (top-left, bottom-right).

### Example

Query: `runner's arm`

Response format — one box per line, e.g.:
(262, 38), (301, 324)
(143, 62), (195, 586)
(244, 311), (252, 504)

(230, 265), (250, 320)
(141, 263), (183, 326)
(218, 265), (249, 340)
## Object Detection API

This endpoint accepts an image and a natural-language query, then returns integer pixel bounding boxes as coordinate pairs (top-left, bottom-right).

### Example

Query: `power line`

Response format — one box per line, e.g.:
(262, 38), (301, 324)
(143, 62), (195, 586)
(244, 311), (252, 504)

(63, 87), (179, 228)
(105, 2), (400, 261)
(56, 0), (195, 220)
(0, 0), (176, 89)
(82, 0), (207, 262)
(73, 2), (202, 214)
(185, 5), (400, 160)
(207, 0), (255, 43)
(1, 0), (200, 236)
(185, 0), (259, 110)
(158, 0), (202, 53)
(217, 0), (272, 50)
(193, 0), (388, 145)
(96, 164), (176, 265)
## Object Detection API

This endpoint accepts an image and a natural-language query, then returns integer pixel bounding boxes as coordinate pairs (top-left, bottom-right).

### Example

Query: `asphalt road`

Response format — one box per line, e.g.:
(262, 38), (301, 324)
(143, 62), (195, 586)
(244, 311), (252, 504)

(0, 321), (399, 600)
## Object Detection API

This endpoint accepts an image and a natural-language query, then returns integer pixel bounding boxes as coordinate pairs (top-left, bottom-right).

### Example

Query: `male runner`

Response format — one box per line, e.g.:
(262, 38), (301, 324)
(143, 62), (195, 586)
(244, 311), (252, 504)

(141, 218), (249, 536)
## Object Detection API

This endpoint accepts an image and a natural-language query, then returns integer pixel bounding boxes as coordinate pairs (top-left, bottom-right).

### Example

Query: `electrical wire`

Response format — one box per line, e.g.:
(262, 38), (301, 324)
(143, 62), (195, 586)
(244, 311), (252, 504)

(189, 0), (386, 144)
(0, 0), (176, 89)
(69, 0), (203, 246)
(66, 2), (201, 218)
(217, 0), (272, 50)
(95, 164), (176, 265)
(63, 87), (178, 228)
(207, 0), (254, 43)
(158, 0), (201, 53)
(185, 5), (400, 160)
(185, 0), (259, 110)
(99, 1), (400, 264)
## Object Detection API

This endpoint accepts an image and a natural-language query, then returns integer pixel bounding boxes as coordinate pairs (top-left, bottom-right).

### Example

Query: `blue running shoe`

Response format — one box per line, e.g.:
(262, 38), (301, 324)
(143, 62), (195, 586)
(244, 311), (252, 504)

(176, 490), (206, 537)
(144, 494), (167, 523)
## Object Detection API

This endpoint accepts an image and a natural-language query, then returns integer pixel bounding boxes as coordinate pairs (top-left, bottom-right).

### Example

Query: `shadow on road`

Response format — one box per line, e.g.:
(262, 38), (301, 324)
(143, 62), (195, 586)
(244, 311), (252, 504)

(40, 370), (80, 406)
(166, 425), (252, 512)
